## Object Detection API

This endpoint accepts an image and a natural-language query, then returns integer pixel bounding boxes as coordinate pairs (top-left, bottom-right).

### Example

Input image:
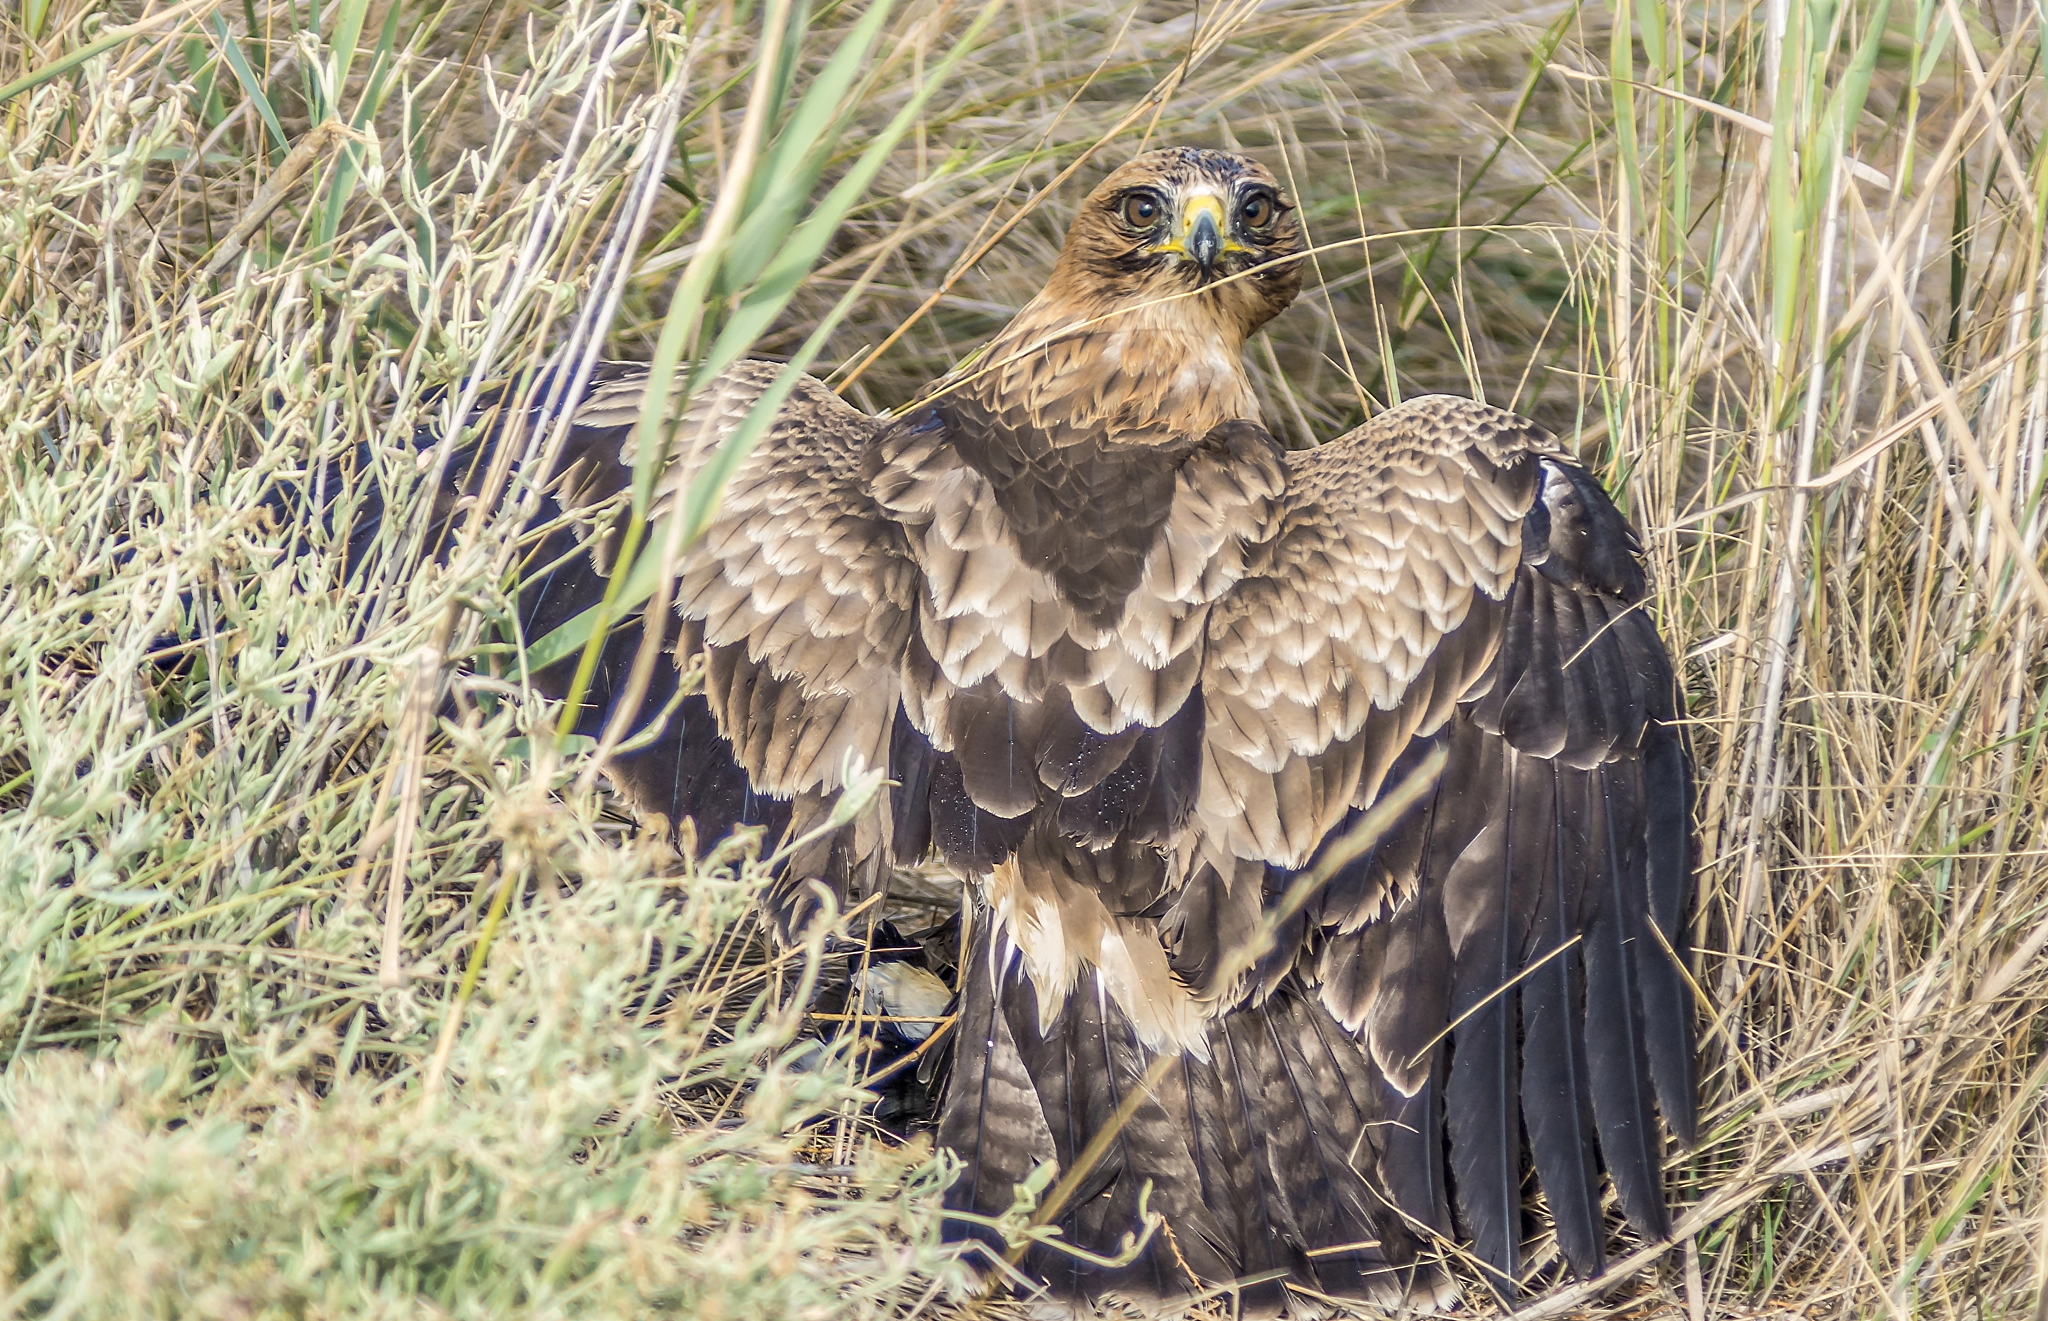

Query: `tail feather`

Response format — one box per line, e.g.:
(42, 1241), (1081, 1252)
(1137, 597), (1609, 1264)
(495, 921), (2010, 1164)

(1171, 1047), (1261, 1276)
(1000, 952), (1234, 1299)
(938, 938), (1056, 1266)
(1211, 1018), (1308, 1313)
(1262, 997), (1419, 1300)
(1244, 1007), (1350, 1274)
(1064, 986), (1183, 1299)
(942, 908), (1439, 1311)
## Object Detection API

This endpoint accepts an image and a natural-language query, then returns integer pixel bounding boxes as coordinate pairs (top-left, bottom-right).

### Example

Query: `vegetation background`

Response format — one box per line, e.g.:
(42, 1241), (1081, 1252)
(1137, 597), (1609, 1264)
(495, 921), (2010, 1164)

(1, 0), (2045, 1316)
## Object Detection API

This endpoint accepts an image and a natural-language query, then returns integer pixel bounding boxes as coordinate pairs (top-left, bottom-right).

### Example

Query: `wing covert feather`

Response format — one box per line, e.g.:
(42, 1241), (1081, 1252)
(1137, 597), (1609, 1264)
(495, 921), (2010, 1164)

(497, 361), (920, 917)
(601, 361), (920, 802)
(1198, 396), (1543, 871)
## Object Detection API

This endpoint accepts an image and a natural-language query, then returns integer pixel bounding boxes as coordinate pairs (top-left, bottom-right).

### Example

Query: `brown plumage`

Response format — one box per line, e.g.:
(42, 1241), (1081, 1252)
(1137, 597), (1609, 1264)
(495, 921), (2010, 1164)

(413, 147), (1696, 1314)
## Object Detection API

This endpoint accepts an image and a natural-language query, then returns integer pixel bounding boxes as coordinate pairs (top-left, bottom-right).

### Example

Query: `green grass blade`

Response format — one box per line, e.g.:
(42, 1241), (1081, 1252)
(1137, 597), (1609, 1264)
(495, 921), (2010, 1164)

(717, 0), (898, 292)
(208, 15), (289, 155)
(326, 0), (375, 103)
(0, 0), (209, 106)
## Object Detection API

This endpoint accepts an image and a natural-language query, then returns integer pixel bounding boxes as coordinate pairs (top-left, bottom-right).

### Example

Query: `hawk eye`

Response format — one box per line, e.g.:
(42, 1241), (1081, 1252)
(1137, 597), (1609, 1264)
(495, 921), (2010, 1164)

(1119, 190), (1162, 229)
(1239, 190), (1277, 229)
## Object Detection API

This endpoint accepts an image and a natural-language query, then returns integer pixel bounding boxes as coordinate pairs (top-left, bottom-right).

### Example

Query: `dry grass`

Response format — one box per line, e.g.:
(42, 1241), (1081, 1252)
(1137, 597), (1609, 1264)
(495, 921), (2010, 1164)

(1, 0), (2046, 1316)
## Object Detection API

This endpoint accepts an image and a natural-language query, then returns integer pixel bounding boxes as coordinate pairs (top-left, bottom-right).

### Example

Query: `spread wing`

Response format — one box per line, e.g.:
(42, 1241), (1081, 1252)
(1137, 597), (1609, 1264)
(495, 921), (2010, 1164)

(509, 361), (917, 899)
(654, 362), (918, 804)
(1190, 394), (1696, 1285)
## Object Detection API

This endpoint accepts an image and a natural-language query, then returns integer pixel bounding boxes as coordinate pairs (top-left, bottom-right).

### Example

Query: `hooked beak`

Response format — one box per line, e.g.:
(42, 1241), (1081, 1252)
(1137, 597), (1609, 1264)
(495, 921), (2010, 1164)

(1150, 194), (1231, 275)
(1184, 197), (1223, 273)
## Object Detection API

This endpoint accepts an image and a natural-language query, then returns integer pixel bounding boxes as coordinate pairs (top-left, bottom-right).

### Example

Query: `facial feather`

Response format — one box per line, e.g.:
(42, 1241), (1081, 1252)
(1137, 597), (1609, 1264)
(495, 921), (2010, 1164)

(939, 147), (1304, 446)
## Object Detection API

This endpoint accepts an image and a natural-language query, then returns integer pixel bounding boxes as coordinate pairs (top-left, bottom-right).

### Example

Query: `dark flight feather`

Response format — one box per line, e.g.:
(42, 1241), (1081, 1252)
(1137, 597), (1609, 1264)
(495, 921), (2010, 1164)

(1443, 740), (1527, 1290)
(1575, 766), (1671, 1240)
(1639, 727), (1699, 1147)
(1517, 759), (1604, 1278)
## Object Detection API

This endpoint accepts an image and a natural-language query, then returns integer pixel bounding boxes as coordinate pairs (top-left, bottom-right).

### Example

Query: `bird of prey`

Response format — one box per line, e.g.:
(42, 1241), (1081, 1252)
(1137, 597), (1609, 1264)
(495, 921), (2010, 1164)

(461, 147), (1696, 1314)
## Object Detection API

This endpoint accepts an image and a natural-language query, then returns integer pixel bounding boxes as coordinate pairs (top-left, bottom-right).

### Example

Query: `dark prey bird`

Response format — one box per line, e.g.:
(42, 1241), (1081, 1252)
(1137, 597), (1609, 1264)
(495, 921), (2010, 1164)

(428, 147), (1697, 1315)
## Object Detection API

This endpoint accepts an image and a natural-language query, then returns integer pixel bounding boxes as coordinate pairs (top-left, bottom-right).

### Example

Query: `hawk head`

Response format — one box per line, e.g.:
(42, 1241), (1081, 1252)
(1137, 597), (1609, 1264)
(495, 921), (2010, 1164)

(1055, 147), (1305, 339)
